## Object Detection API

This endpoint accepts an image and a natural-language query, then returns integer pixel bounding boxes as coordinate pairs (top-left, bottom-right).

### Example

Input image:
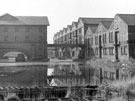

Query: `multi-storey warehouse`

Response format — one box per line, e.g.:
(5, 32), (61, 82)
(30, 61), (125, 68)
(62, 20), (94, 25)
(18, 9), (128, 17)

(53, 17), (113, 60)
(54, 14), (135, 63)
(53, 14), (135, 87)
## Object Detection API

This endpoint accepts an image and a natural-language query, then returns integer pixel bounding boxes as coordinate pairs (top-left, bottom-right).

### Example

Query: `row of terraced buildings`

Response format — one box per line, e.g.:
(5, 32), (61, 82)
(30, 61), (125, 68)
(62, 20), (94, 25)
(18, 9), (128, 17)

(53, 14), (135, 62)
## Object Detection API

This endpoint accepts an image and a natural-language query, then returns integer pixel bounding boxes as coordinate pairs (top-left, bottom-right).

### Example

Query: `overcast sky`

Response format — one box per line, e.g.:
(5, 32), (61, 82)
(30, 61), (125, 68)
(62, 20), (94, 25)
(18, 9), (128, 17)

(0, 0), (134, 43)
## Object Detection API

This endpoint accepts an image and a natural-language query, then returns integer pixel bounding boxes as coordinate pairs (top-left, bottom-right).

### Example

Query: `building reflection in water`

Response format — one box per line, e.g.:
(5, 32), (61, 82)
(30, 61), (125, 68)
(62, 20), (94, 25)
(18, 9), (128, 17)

(0, 65), (48, 87)
(0, 62), (116, 88)
(50, 63), (98, 86)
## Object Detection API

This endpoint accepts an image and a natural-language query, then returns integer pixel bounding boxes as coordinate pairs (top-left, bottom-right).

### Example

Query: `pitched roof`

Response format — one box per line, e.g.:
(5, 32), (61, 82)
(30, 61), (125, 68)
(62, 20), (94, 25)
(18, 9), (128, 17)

(67, 25), (72, 30)
(63, 28), (67, 33)
(72, 21), (78, 27)
(117, 14), (135, 25)
(101, 21), (112, 29)
(90, 26), (98, 33)
(59, 30), (63, 35)
(57, 32), (61, 36)
(79, 17), (113, 24)
(0, 13), (49, 25)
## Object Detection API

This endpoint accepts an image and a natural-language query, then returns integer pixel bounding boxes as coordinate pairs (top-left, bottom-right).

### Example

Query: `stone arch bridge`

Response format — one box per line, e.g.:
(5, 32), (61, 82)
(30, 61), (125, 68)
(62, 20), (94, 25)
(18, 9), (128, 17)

(0, 43), (86, 61)
(0, 44), (32, 60)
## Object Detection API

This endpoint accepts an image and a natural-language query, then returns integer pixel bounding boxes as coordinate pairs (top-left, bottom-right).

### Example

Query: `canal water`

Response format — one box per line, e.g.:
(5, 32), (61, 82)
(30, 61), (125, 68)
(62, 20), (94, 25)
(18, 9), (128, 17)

(0, 60), (89, 88)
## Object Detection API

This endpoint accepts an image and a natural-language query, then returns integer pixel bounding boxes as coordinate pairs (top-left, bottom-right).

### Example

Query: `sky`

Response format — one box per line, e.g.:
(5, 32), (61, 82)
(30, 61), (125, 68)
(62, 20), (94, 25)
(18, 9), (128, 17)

(0, 0), (134, 43)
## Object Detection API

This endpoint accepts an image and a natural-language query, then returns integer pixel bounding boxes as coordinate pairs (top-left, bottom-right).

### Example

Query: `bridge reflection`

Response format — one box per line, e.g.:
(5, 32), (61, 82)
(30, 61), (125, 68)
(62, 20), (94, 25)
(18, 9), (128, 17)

(0, 64), (48, 87)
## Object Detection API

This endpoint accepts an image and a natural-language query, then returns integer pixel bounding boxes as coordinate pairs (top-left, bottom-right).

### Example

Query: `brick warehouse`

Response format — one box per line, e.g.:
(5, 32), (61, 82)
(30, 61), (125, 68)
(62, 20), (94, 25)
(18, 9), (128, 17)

(0, 13), (49, 61)
(54, 14), (135, 63)
(53, 14), (135, 86)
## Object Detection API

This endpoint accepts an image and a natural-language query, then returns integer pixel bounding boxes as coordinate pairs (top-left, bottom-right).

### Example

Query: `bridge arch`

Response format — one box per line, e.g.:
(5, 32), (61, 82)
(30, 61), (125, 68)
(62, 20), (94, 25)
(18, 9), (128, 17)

(0, 47), (32, 61)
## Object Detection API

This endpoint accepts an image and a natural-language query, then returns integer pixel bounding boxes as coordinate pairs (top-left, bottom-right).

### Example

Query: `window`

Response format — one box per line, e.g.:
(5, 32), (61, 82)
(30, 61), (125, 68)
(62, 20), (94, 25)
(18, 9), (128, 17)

(70, 40), (71, 44)
(121, 46), (127, 55)
(76, 38), (78, 44)
(95, 70), (99, 77)
(103, 48), (107, 55)
(104, 71), (108, 78)
(109, 47), (114, 55)
(95, 47), (98, 55)
(92, 37), (93, 45)
(79, 28), (82, 34)
(109, 32), (113, 43)
(69, 33), (71, 39)
(74, 31), (77, 37)
(95, 36), (98, 45)
(78, 38), (81, 44)
(104, 34), (107, 44)
(110, 72), (115, 80)
(88, 38), (90, 45)
(103, 34), (107, 44)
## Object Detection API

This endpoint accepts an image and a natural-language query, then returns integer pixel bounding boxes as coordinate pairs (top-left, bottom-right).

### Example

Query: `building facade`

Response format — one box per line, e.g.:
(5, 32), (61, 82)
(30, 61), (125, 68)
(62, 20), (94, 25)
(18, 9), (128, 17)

(53, 13), (135, 87)
(54, 14), (135, 62)
(85, 14), (135, 62)
(0, 13), (49, 61)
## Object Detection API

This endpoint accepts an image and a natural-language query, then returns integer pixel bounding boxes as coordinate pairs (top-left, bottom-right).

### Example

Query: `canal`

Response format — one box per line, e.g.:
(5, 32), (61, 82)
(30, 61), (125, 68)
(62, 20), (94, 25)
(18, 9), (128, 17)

(0, 60), (89, 88)
(0, 60), (109, 101)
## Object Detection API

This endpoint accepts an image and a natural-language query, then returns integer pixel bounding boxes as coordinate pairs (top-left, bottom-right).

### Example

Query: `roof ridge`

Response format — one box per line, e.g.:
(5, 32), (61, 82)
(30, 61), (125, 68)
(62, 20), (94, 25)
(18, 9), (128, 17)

(117, 14), (135, 25)
(0, 13), (49, 25)
(16, 16), (48, 17)
(79, 17), (113, 19)
(117, 13), (135, 15)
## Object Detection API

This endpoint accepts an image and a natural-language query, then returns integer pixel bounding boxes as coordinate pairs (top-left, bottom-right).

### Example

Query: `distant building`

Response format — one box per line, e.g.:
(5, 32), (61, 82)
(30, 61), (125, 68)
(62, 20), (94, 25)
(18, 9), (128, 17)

(48, 47), (55, 58)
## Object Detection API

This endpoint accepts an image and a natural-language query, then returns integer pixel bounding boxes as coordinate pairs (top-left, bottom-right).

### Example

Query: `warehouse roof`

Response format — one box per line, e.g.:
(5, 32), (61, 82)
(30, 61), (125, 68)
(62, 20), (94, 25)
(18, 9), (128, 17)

(101, 21), (112, 29)
(79, 17), (113, 24)
(0, 13), (49, 25)
(117, 14), (135, 25)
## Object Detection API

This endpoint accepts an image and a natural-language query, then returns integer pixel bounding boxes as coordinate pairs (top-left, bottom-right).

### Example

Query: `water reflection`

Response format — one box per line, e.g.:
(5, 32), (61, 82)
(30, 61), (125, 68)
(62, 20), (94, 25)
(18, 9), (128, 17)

(0, 65), (48, 87)
(0, 62), (100, 88)
(49, 63), (92, 86)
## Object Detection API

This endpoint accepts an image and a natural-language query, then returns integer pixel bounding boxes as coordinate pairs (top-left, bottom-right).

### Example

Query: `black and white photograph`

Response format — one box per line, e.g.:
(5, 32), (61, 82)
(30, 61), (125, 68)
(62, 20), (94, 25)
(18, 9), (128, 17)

(0, 0), (134, 101)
